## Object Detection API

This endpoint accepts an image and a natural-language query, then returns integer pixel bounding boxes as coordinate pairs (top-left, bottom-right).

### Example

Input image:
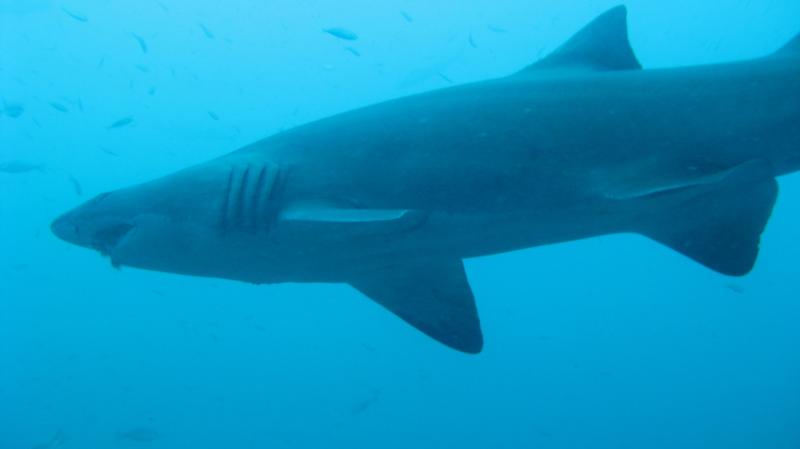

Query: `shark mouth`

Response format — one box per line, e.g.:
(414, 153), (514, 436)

(91, 223), (135, 257)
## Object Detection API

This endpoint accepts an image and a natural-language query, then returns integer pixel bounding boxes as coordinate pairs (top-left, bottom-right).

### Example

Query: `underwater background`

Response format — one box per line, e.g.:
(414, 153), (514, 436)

(2, 0), (799, 448)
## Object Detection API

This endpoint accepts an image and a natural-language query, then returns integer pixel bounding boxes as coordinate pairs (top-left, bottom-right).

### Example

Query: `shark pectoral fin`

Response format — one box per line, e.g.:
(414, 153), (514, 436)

(281, 202), (408, 222)
(278, 201), (427, 235)
(635, 159), (778, 276)
(349, 259), (483, 354)
(515, 5), (641, 75)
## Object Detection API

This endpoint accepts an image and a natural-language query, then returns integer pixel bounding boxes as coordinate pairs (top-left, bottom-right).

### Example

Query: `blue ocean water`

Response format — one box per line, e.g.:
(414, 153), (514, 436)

(2, 1), (799, 448)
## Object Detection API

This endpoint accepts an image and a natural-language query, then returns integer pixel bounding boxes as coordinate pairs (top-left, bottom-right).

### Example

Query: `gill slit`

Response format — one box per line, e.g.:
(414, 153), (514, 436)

(220, 170), (235, 231)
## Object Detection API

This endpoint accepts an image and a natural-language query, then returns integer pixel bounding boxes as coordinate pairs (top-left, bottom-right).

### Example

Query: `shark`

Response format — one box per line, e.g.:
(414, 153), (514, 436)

(51, 6), (800, 353)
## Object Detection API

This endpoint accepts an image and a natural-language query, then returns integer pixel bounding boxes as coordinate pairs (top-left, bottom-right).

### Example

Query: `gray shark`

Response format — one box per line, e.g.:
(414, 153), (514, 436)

(51, 6), (800, 353)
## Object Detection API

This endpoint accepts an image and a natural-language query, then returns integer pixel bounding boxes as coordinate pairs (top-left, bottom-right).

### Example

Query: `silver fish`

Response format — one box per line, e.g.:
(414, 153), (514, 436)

(324, 27), (358, 41)
(49, 101), (69, 112)
(132, 33), (148, 53)
(69, 175), (83, 196)
(198, 23), (215, 39)
(117, 426), (159, 442)
(61, 7), (88, 22)
(107, 116), (134, 129)
(0, 160), (44, 174)
(31, 430), (66, 449)
(3, 103), (25, 118)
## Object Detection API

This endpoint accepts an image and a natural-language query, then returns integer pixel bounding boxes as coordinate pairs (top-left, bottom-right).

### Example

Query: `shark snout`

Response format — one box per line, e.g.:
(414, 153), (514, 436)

(51, 192), (136, 255)
(51, 212), (81, 245)
(52, 210), (136, 256)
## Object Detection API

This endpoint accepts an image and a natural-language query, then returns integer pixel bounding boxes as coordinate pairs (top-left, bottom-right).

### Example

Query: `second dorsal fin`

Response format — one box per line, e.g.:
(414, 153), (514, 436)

(773, 31), (800, 57)
(515, 5), (642, 75)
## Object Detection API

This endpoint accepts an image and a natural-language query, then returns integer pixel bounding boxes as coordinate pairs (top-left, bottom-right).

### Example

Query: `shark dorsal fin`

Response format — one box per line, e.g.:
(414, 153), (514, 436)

(775, 31), (800, 57)
(516, 5), (641, 75)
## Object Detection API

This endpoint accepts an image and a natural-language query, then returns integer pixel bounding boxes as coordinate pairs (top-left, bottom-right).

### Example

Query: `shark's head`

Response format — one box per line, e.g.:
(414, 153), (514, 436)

(50, 159), (281, 277)
(49, 176), (207, 272)
(51, 190), (138, 260)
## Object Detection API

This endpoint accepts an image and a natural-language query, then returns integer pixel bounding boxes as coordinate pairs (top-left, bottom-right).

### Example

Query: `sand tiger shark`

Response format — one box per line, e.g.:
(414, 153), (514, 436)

(51, 6), (800, 353)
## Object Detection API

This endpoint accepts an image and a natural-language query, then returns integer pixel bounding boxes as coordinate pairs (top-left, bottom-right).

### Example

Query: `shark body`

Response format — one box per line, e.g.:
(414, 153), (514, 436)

(52, 6), (800, 353)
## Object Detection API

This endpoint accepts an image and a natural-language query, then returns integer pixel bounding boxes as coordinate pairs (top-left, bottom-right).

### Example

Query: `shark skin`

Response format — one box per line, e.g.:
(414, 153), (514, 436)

(51, 6), (800, 353)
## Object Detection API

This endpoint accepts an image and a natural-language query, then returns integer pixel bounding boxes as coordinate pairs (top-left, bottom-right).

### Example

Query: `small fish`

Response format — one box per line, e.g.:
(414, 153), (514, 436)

(49, 102), (69, 113)
(207, 111), (219, 120)
(468, 33), (477, 48)
(32, 430), (66, 449)
(148, 86), (157, 95)
(725, 283), (745, 294)
(437, 72), (454, 84)
(0, 160), (44, 174)
(99, 146), (119, 156)
(400, 11), (413, 23)
(76, 98), (84, 112)
(156, 1), (169, 12)
(135, 64), (150, 73)
(3, 103), (25, 118)
(61, 7), (88, 22)
(97, 55), (108, 69)
(69, 176), (83, 196)
(345, 46), (361, 57)
(11, 263), (29, 272)
(132, 33), (148, 53)
(324, 27), (359, 41)
(198, 23), (215, 39)
(351, 389), (380, 415)
(117, 426), (160, 442)
(107, 116), (134, 129)
(487, 25), (509, 33)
